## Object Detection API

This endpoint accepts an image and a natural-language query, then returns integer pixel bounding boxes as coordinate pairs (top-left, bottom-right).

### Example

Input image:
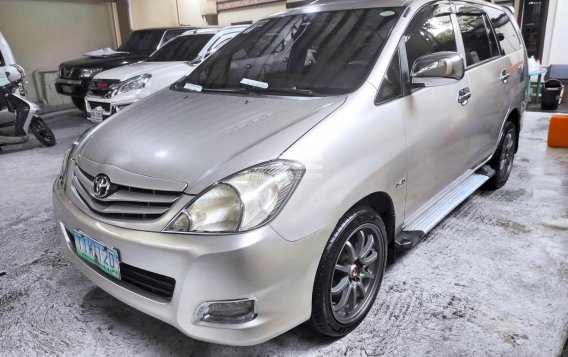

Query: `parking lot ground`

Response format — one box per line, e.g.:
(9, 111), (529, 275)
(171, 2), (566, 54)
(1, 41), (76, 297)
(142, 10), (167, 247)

(0, 110), (567, 356)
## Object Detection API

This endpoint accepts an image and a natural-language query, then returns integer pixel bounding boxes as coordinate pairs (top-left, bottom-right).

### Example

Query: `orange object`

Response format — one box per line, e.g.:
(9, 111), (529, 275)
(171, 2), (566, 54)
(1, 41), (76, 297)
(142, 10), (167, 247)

(548, 114), (568, 148)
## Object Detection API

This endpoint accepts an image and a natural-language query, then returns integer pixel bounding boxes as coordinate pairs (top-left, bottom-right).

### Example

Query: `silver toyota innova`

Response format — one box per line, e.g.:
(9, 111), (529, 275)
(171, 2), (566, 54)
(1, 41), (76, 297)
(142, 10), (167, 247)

(53, 0), (527, 346)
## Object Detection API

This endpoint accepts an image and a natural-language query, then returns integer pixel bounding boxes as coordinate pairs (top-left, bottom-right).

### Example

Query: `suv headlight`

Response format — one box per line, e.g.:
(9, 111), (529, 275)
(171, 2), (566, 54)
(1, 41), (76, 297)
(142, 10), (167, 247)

(164, 160), (304, 234)
(107, 74), (151, 98)
(80, 68), (103, 78)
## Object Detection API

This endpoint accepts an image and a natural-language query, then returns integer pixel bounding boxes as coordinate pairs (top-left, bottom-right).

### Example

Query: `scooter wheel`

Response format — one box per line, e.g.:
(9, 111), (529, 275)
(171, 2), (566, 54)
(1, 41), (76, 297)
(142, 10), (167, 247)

(30, 116), (56, 147)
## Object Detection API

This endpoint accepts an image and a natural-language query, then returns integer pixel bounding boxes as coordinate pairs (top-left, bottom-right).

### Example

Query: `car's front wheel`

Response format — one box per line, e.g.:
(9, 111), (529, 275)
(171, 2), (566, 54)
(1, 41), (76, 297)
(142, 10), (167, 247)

(311, 207), (387, 337)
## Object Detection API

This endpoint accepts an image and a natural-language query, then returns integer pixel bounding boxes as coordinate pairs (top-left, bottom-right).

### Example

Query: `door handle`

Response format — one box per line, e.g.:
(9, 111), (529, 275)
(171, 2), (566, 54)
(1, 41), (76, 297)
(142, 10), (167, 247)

(500, 70), (510, 84)
(458, 87), (471, 106)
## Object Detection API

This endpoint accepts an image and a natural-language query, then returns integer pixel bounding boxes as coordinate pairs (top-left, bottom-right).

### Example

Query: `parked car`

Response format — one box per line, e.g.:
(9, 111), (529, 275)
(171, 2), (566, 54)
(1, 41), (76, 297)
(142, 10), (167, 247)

(85, 26), (248, 122)
(53, 0), (527, 346)
(55, 27), (195, 111)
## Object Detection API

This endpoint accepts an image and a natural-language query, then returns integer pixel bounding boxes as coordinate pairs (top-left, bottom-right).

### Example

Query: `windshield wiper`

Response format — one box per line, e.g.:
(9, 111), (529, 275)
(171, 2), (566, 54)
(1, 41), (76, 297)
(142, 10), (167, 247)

(255, 87), (317, 97)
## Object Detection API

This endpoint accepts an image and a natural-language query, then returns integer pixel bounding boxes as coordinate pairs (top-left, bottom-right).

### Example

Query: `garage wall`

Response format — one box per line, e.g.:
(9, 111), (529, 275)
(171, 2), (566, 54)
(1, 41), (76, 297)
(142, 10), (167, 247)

(217, 1), (286, 25)
(0, 0), (116, 103)
(178, 0), (209, 26)
(542, 0), (568, 65)
(129, 0), (179, 29)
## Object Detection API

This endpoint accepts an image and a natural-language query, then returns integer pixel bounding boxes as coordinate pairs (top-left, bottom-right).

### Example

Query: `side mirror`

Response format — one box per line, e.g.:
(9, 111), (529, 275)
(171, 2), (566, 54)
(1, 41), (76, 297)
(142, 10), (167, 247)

(411, 52), (465, 88)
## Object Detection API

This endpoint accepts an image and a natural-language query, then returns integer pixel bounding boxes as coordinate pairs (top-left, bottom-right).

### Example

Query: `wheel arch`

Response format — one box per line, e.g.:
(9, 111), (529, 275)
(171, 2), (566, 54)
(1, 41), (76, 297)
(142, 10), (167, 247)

(507, 108), (522, 153)
(348, 191), (396, 245)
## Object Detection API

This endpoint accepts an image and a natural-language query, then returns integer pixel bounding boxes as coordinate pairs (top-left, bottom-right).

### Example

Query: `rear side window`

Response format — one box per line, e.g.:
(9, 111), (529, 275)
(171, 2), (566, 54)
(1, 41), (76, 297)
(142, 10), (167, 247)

(485, 8), (522, 55)
(376, 50), (402, 104)
(404, 5), (458, 70)
(457, 14), (500, 66)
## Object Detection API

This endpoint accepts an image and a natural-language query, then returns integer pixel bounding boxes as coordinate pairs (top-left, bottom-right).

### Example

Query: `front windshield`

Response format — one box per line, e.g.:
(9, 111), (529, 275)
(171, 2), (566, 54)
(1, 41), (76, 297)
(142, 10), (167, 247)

(148, 34), (214, 62)
(118, 30), (164, 53)
(174, 8), (402, 96)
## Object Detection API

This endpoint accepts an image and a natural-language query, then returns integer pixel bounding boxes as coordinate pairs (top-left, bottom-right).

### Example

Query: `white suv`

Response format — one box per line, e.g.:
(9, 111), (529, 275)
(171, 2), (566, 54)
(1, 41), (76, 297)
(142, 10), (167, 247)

(85, 26), (248, 122)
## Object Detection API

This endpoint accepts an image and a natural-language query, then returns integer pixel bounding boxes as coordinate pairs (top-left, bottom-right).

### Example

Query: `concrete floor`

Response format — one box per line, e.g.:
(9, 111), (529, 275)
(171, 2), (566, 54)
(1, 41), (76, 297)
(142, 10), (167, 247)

(0, 111), (567, 356)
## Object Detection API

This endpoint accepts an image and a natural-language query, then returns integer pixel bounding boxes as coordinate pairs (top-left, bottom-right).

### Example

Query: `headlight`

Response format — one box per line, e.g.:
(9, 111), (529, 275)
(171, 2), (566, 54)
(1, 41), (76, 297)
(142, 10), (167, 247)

(106, 74), (151, 98)
(80, 68), (103, 78)
(164, 160), (305, 233)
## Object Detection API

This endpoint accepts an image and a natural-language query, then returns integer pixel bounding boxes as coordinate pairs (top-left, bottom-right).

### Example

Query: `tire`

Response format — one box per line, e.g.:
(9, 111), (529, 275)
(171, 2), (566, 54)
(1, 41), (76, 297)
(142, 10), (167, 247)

(311, 207), (388, 337)
(485, 121), (518, 190)
(71, 96), (86, 112)
(30, 116), (56, 147)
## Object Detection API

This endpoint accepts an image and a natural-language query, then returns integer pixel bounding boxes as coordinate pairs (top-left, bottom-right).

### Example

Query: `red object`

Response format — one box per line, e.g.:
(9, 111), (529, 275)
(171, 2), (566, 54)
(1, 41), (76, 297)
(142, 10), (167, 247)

(548, 114), (568, 148)
(96, 82), (109, 88)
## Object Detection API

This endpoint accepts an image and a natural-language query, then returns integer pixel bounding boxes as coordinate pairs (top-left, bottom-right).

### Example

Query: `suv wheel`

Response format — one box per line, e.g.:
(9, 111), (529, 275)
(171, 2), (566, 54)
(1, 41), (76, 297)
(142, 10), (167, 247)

(71, 97), (86, 112)
(485, 121), (518, 190)
(311, 207), (387, 337)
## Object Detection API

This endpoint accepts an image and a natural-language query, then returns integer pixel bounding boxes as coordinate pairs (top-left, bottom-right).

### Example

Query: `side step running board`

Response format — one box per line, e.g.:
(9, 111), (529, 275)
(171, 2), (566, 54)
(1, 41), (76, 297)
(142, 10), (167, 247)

(395, 165), (495, 249)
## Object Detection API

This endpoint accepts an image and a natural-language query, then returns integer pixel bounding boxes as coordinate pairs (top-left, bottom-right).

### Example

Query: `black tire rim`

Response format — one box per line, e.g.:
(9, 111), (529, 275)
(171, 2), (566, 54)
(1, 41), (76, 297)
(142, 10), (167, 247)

(499, 130), (515, 181)
(330, 223), (382, 324)
(31, 118), (56, 146)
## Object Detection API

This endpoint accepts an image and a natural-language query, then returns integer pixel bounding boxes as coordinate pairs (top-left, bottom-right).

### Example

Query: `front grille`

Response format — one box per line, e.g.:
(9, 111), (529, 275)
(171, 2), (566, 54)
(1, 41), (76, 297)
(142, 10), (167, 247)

(72, 165), (182, 220)
(88, 101), (111, 112)
(66, 229), (176, 299)
(59, 67), (81, 79)
(89, 79), (120, 98)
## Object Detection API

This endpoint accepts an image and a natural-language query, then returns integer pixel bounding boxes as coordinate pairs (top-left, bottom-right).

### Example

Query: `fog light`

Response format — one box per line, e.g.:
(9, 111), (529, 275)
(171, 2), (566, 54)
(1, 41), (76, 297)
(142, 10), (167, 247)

(195, 298), (257, 324)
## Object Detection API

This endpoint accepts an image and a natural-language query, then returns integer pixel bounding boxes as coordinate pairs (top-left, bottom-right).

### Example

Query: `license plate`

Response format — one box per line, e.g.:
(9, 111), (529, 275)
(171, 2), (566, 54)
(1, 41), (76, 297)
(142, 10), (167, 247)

(61, 85), (73, 93)
(91, 108), (104, 121)
(73, 231), (121, 280)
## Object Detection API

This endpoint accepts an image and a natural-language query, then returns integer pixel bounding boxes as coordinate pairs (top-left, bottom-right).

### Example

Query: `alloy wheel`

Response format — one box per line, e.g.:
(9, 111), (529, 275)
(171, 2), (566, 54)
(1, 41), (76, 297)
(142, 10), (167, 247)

(330, 223), (382, 324)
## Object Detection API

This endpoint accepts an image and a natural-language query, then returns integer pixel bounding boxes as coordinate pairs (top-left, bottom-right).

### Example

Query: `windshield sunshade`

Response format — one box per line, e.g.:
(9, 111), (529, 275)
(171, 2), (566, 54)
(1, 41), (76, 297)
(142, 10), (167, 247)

(175, 8), (402, 96)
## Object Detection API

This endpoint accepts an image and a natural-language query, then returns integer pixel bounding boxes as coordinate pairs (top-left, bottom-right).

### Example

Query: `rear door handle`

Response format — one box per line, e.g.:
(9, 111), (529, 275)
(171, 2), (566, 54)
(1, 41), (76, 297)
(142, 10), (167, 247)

(458, 87), (471, 106)
(500, 70), (510, 84)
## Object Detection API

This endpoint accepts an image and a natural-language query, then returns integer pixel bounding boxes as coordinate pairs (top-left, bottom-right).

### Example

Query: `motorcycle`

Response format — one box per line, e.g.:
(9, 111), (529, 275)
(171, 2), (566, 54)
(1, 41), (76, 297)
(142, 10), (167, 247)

(0, 64), (56, 149)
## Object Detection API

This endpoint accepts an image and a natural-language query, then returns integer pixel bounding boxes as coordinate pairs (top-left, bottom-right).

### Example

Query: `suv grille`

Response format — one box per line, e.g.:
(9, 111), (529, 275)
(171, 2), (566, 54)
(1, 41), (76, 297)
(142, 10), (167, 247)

(120, 263), (176, 298)
(59, 67), (81, 79)
(71, 165), (182, 220)
(89, 80), (120, 98)
(88, 101), (111, 112)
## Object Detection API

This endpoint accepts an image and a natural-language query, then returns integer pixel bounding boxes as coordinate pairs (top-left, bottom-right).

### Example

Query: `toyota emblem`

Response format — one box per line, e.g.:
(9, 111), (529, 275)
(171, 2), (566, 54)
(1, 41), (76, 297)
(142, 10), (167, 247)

(92, 174), (111, 198)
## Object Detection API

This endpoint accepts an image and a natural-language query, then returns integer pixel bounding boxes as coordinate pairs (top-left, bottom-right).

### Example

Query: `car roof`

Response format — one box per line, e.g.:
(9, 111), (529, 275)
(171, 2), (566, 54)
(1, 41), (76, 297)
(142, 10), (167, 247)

(179, 25), (248, 37)
(132, 26), (198, 33)
(279, 0), (410, 15)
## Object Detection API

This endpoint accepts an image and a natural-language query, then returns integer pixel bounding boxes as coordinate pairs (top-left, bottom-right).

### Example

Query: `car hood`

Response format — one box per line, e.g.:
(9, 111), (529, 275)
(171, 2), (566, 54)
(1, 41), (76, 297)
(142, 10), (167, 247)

(94, 61), (194, 82)
(79, 89), (346, 193)
(60, 52), (149, 69)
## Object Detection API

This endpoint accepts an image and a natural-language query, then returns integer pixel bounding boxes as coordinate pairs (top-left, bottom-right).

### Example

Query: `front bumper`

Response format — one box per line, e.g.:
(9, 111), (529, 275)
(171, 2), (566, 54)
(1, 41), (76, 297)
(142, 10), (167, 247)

(55, 78), (90, 97)
(52, 181), (329, 345)
(85, 97), (135, 122)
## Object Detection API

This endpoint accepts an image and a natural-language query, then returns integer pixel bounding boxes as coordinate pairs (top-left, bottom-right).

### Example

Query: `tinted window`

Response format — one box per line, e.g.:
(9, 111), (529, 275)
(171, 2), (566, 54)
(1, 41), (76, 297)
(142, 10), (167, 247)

(458, 14), (500, 66)
(162, 29), (188, 44)
(405, 5), (457, 70)
(118, 30), (164, 53)
(376, 51), (401, 104)
(176, 8), (402, 96)
(0, 50), (4, 67)
(148, 34), (214, 62)
(485, 8), (522, 55)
